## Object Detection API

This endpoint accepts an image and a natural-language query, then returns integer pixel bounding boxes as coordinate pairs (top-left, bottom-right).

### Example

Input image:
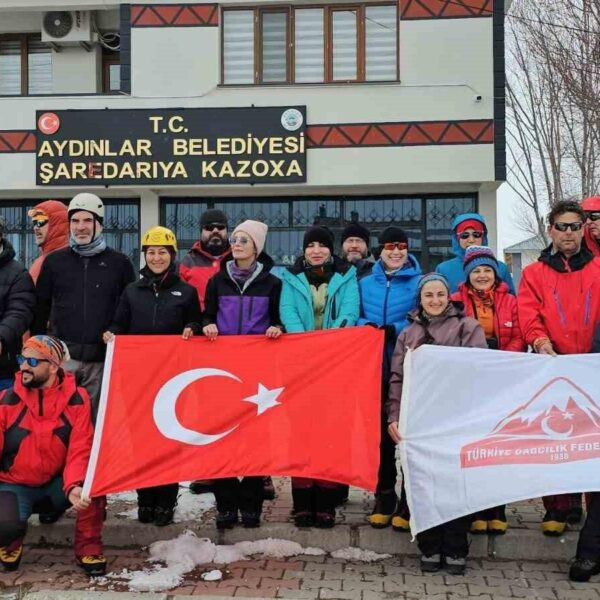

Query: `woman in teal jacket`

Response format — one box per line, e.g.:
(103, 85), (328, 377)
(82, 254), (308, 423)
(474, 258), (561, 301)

(280, 225), (359, 528)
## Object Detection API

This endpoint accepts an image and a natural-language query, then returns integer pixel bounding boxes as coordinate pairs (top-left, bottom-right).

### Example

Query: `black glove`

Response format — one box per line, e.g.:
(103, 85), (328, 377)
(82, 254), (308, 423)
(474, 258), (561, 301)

(380, 324), (397, 343)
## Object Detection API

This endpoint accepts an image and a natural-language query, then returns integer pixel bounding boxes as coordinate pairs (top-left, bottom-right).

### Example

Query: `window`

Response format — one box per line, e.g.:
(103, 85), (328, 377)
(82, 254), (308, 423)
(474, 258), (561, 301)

(221, 4), (398, 85)
(102, 49), (121, 93)
(0, 34), (52, 95)
(161, 195), (476, 273)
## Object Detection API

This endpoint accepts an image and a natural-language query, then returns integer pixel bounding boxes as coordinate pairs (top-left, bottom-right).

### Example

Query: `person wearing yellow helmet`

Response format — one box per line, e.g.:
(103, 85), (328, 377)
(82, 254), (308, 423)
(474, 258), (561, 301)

(103, 226), (202, 526)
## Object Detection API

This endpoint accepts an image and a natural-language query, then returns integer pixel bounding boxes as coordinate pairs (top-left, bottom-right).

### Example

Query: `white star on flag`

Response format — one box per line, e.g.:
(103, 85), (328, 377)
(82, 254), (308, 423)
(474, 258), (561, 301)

(243, 383), (284, 416)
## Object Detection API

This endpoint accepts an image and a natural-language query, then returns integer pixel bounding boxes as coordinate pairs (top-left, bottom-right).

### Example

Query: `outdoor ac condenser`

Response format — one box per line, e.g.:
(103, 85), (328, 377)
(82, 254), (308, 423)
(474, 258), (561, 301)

(41, 11), (94, 44)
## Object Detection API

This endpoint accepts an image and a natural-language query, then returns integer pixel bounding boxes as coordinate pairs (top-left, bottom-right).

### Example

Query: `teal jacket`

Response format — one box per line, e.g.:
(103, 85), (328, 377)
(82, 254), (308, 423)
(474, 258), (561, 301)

(280, 257), (360, 332)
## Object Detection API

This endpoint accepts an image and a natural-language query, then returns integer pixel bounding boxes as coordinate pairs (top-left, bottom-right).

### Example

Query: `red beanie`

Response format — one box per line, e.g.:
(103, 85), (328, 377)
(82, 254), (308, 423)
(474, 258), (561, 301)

(456, 219), (485, 235)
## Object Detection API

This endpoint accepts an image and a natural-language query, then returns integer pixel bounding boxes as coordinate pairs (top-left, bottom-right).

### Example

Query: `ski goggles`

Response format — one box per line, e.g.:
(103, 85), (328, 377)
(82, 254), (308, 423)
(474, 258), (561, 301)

(16, 355), (51, 368)
(553, 222), (583, 232)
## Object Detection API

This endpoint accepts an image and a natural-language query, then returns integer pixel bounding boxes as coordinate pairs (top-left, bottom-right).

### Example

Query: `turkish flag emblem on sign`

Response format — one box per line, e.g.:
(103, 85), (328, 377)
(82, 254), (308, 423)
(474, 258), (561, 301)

(83, 328), (383, 497)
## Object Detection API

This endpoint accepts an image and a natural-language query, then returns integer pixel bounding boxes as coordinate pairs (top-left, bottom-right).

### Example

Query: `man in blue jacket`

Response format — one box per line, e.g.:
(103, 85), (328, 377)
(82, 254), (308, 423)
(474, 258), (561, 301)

(436, 213), (515, 294)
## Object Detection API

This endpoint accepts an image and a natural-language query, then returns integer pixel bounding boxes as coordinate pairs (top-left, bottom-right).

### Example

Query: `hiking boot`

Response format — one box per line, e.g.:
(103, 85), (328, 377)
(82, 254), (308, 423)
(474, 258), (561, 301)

(420, 553), (441, 573)
(567, 506), (584, 525)
(569, 558), (600, 582)
(445, 555), (466, 575)
(391, 502), (410, 532)
(542, 510), (567, 536)
(77, 554), (107, 577)
(487, 506), (508, 535)
(38, 508), (65, 524)
(470, 519), (487, 534)
(0, 540), (23, 571)
(216, 510), (238, 530)
(262, 477), (275, 501)
(137, 506), (154, 524)
(189, 480), (213, 494)
(154, 506), (175, 527)
(367, 491), (397, 529)
(315, 512), (335, 529)
(294, 512), (314, 527)
(241, 511), (261, 528)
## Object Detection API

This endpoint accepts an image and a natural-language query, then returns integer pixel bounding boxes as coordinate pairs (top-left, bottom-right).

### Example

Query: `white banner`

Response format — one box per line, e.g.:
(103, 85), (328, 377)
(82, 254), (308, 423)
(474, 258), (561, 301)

(399, 345), (600, 536)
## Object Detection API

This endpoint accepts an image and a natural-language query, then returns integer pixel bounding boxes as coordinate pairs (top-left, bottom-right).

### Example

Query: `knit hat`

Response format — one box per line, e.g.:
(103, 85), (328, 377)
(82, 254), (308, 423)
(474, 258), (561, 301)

(417, 272), (450, 295)
(463, 245), (498, 277)
(341, 223), (370, 245)
(200, 209), (228, 228)
(23, 335), (70, 366)
(303, 226), (334, 254)
(232, 220), (268, 255)
(378, 226), (408, 246)
(456, 219), (485, 235)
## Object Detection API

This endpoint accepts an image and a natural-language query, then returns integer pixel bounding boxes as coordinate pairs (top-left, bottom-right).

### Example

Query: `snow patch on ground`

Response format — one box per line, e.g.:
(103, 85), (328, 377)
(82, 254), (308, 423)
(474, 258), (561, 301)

(108, 531), (330, 592)
(201, 569), (223, 581)
(331, 547), (391, 562)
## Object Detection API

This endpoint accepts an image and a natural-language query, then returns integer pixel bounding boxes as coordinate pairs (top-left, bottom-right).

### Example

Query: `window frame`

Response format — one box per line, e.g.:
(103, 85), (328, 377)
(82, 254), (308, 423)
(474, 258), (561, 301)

(102, 50), (121, 94)
(220, 2), (399, 86)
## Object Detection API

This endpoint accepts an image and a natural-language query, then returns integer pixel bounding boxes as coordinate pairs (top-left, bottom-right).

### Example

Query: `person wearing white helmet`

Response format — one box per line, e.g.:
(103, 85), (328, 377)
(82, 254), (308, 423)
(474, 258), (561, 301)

(32, 192), (135, 415)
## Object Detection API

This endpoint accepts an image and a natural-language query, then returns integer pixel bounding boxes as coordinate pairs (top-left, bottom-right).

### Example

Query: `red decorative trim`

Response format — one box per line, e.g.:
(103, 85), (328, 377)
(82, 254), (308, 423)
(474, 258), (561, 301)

(400, 0), (493, 19)
(0, 131), (36, 153)
(306, 120), (494, 148)
(131, 4), (218, 27)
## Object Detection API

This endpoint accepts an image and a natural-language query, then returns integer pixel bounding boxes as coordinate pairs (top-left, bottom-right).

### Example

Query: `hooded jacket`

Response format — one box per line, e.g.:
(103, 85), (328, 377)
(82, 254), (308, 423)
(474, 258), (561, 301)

(110, 265), (202, 335)
(435, 213), (515, 294)
(452, 282), (525, 352)
(0, 241), (36, 379)
(0, 370), (93, 495)
(517, 243), (600, 354)
(29, 200), (69, 284)
(385, 302), (487, 424)
(280, 256), (359, 332)
(584, 225), (600, 257)
(202, 253), (282, 335)
(179, 242), (232, 311)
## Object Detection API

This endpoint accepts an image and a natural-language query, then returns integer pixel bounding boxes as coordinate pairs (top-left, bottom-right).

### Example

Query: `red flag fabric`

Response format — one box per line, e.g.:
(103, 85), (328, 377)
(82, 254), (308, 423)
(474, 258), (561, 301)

(83, 328), (383, 496)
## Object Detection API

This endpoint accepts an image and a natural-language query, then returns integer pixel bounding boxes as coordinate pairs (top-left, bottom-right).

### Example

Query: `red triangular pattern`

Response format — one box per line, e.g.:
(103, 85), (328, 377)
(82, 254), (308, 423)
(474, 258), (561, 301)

(156, 6), (182, 24)
(402, 0), (492, 18)
(457, 120), (490, 141)
(136, 8), (165, 26)
(20, 133), (36, 151)
(340, 125), (370, 144)
(174, 6), (201, 25)
(402, 0), (437, 18)
(441, 0), (476, 17)
(190, 4), (216, 24)
(305, 126), (330, 147)
(401, 125), (433, 145)
(3, 132), (26, 150)
(131, 6), (146, 24)
(419, 122), (448, 142)
(323, 128), (354, 146)
(440, 124), (472, 144)
(0, 137), (10, 152)
(380, 123), (409, 143)
(361, 127), (393, 145)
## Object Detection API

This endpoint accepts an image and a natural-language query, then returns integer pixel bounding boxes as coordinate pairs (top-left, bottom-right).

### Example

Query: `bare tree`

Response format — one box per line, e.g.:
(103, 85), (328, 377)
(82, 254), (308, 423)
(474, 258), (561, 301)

(506, 0), (600, 241)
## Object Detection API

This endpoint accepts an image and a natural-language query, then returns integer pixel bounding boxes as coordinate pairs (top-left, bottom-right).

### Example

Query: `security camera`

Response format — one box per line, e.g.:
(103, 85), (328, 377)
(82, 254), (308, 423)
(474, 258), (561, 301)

(475, 95), (483, 102)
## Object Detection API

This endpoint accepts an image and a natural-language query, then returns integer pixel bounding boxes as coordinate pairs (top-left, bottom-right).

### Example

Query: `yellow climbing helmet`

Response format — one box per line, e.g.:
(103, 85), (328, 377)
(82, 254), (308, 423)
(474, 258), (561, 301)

(141, 226), (178, 251)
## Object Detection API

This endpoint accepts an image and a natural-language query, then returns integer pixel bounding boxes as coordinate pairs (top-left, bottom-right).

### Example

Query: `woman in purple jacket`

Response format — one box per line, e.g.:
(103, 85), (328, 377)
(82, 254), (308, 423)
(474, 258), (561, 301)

(202, 220), (283, 530)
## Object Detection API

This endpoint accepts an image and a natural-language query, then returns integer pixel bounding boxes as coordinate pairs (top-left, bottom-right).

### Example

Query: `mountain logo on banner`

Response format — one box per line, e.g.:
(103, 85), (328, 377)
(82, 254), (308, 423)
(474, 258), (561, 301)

(460, 377), (600, 468)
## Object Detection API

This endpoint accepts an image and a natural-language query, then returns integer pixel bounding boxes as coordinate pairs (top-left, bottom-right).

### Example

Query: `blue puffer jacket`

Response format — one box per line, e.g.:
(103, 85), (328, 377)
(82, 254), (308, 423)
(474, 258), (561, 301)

(358, 255), (422, 378)
(280, 257), (359, 332)
(435, 213), (515, 293)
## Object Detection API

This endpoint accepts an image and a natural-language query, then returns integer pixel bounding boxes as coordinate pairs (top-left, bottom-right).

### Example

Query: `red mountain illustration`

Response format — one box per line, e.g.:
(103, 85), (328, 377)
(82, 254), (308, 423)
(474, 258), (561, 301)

(491, 377), (600, 440)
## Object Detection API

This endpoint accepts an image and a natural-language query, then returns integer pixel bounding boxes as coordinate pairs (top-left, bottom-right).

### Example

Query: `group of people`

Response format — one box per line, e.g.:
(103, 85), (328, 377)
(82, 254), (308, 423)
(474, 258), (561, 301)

(1, 194), (600, 582)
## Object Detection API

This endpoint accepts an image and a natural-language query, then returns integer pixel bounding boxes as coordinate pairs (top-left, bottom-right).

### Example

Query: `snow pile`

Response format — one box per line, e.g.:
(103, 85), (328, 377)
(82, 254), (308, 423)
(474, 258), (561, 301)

(201, 569), (222, 581)
(331, 547), (391, 562)
(109, 531), (326, 592)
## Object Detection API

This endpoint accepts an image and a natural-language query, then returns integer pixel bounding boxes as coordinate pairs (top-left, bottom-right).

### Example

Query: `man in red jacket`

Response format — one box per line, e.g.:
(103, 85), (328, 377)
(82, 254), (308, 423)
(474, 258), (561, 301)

(518, 200), (600, 536)
(582, 196), (600, 257)
(0, 335), (105, 575)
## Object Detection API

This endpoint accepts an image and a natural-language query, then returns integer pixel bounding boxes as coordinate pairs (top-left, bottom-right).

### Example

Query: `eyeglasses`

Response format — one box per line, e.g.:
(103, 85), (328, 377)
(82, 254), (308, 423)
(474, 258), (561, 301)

(202, 224), (226, 232)
(229, 235), (251, 246)
(382, 242), (408, 251)
(458, 231), (483, 240)
(586, 212), (600, 222)
(553, 222), (583, 232)
(32, 219), (49, 228)
(16, 355), (50, 367)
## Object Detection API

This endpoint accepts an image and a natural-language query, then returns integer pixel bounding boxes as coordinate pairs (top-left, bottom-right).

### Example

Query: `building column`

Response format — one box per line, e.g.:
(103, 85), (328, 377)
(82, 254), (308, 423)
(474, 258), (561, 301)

(138, 189), (159, 267)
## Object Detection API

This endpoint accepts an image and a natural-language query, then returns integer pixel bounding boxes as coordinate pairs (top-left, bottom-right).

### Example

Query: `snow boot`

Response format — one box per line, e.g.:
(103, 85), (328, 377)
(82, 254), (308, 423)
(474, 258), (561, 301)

(542, 510), (567, 536)
(368, 490), (397, 529)
(0, 539), (23, 572)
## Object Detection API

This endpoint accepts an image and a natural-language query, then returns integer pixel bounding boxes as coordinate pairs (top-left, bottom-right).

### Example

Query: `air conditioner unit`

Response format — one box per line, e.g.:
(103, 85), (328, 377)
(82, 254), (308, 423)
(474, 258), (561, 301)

(42, 11), (94, 44)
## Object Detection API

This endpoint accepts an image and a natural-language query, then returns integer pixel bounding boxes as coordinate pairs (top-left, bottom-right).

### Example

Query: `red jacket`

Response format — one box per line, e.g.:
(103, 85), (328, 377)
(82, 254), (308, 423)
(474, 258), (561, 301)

(451, 282), (525, 352)
(179, 242), (231, 311)
(0, 370), (93, 495)
(518, 246), (600, 354)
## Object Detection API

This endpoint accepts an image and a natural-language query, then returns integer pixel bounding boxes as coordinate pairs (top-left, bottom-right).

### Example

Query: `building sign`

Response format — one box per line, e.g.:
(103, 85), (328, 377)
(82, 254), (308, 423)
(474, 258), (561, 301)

(36, 107), (306, 186)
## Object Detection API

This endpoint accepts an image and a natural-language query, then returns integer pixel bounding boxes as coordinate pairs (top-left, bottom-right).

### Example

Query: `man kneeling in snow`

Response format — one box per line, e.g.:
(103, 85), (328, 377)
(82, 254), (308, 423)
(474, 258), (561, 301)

(0, 335), (106, 576)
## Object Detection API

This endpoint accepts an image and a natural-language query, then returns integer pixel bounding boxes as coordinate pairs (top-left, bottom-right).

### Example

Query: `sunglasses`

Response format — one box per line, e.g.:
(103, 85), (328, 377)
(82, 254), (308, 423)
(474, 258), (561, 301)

(586, 212), (600, 222)
(203, 224), (226, 232)
(229, 235), (251, 246)
(17, 355), (50, 367)
(458, 231), (483, 240)
(32, 219), (49, 228)
(553, 222), (583, 232)
(382, 242), (408, 251)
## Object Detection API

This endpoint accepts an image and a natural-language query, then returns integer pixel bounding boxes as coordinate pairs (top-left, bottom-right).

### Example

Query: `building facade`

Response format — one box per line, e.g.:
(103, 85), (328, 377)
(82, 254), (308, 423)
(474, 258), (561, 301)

(0, 0), (506, 270)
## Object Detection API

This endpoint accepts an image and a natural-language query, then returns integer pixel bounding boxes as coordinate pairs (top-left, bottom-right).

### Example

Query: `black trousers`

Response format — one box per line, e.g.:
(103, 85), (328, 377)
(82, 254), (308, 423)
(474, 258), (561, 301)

(137, 484), (179, 510)
(577, 492), (600, 560)
(377, 411), (398, 495)
(213, 477), (263, 513)
(416, 515), (471, 558)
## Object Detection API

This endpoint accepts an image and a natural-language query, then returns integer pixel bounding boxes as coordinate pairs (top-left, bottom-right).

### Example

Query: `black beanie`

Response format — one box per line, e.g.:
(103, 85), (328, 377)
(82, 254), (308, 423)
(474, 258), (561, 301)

(303, 226), (334, 254)
(200, 209), (228, 227)
(378, 226), (408, 246)
(341, 223), (370, 245)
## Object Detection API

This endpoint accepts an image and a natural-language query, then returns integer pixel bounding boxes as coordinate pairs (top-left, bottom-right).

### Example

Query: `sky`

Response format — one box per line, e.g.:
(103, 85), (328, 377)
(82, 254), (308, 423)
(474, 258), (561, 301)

(497, 182), (530, 253)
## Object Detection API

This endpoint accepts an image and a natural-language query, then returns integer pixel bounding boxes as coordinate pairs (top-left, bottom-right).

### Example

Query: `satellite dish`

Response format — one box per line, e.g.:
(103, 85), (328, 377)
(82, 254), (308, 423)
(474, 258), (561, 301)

(43, 12), (73, 39)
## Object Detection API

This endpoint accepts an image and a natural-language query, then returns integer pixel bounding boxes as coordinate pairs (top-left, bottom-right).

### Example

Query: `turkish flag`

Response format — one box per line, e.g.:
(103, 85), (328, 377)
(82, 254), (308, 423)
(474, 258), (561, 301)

(83, 328), (383, 496)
